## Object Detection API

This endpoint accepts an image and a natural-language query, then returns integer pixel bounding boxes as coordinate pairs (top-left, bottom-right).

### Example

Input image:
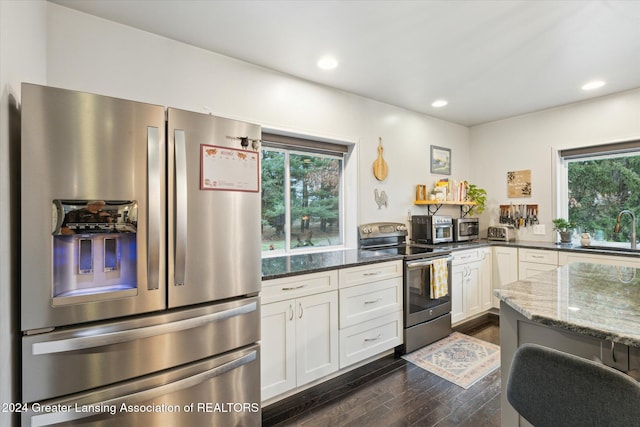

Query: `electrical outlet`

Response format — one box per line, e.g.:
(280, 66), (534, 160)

(533, 224), (546, 235)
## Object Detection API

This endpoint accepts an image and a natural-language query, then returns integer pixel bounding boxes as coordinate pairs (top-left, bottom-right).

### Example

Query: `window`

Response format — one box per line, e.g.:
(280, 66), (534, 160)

(559, 140), (640, 244)
(261, 133), (346, 255)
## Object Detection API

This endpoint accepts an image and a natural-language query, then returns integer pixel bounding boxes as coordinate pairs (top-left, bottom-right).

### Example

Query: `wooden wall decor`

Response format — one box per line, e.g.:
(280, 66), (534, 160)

(507, 169), (532, 198)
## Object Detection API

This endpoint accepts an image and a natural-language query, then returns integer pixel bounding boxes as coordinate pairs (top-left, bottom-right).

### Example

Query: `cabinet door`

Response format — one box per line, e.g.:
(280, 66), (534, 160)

(492, 247), (518, 308)
(451, 265), (465, 324)
(261, 300), (296, 401)
(296, 291), (339, 386)
(480, 249), (493, 311)
(464, 261), (482, 318)
(519, 261), (557, 280)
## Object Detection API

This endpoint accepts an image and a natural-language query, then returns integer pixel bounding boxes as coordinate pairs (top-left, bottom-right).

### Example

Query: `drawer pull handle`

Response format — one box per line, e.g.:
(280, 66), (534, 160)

(364, 272), (382, 277)
(531, 255), (544, 259)
(364, 298), (382, 305)
(364, 334), (382, 342)
(282, 285), (305, 291)
(288, 304), (294, 321)
(611, 341), (617, 363)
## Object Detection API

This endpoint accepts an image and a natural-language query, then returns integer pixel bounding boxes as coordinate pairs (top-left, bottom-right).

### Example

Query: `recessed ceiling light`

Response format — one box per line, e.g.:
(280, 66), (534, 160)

(317, 56), (338, 70)
(581, 80), (605, 91)
(432, 99), (448, 108)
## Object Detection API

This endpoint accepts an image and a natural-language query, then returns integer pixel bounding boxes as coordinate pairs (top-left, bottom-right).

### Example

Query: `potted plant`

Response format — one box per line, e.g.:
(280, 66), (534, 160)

(466, 183), (487, 216)
(552, 218), (576, 243)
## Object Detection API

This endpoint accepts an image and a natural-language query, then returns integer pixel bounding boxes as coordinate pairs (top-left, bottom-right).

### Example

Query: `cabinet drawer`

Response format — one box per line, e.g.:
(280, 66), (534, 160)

(262, 270), (338, 304)
(339, 277), (402, 328)
(339, 312), (403, 369)
(452, 249), (481, 265)
(339, 261), (402, 288)
(519, 248), (558, 265)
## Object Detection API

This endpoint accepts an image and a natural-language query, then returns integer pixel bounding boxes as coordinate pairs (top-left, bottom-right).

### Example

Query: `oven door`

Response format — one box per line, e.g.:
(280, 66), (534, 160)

(404, 255), (452, 327)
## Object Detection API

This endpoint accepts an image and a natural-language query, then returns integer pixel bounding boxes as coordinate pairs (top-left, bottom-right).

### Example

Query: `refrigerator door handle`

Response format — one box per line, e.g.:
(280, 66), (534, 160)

(29, 350), (258, 426)
(147, 126), (162, 290)
(31, 301), (257, 355)
(174, 129), (188, 286)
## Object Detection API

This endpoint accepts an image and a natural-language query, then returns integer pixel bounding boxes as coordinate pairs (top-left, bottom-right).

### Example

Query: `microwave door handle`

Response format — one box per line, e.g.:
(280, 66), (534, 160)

(29, 350), (257, 426)
(406, 255), (453, 269)
(174, 129), (188, 286)
(147, 126), (162, 290)
(31, 301), (257, 355)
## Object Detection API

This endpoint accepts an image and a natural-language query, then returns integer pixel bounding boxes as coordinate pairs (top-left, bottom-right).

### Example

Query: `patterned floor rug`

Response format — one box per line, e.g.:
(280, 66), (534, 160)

(402, 332), (500, 389)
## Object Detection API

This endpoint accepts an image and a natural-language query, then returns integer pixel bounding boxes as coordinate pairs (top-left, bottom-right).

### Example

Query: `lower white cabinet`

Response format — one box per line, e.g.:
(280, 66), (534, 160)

(558, 251), (640, 267)
(452, 248), (490, 324)
(338, 261), (403, 369)
(339, 311), (402, 368)
(492, 246), (518, 308)
(261, 291), (338, 401)
(518, 248), (558, 279)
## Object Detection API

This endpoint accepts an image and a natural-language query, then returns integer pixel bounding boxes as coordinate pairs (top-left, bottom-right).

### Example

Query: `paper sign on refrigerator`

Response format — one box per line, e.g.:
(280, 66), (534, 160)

(200, 144), (260, 192)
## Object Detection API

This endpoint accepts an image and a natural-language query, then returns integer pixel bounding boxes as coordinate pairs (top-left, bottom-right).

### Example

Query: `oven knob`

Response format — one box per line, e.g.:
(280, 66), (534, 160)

(397, 225), (406, 231)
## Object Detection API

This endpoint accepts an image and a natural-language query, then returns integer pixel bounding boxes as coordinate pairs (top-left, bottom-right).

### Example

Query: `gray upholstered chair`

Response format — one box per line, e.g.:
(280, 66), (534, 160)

(507, 343), (640, 427)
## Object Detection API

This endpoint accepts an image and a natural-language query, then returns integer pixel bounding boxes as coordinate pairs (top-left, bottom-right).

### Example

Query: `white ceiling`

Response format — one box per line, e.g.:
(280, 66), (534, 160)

(50, 0), (640, 126)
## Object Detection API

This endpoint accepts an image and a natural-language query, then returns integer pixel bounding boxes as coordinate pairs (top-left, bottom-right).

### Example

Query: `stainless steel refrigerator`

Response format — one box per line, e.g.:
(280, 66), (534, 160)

(20, 83), (261, 426)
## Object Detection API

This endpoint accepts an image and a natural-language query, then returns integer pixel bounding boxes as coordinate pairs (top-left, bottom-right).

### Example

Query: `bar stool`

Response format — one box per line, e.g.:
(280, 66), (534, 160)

(506, 343), (640, 427)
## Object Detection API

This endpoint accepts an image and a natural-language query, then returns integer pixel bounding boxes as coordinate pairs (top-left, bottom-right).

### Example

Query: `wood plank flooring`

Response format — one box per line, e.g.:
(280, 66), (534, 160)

(262, 317), (501, 427)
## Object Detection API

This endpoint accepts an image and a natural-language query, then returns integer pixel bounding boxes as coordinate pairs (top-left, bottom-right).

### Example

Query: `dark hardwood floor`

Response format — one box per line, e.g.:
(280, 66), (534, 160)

(262, 316), (501, 427)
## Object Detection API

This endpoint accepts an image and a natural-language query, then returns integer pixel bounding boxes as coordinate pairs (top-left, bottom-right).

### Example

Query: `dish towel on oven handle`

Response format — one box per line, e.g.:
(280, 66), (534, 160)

(430, 258), (449, 299)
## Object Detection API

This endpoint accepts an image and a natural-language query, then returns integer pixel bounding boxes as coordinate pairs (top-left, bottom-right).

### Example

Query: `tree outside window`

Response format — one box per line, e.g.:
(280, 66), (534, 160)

(261, 147), (343, 253)
(566, 154), (640, 244)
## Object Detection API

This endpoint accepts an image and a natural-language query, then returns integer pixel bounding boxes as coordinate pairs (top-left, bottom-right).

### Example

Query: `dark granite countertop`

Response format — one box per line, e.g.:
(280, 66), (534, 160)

(262, 240), (640, 281)
(494, 262), (640, 347)
(261, 249), (403, 281)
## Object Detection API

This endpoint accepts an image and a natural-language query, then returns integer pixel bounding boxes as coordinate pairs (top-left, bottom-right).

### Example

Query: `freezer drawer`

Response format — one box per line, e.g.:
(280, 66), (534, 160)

(22, 297), (260, 402)
(21, 344), (260, 427)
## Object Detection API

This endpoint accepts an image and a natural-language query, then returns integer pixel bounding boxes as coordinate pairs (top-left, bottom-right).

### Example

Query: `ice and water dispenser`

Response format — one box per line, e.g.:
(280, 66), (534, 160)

(52, 200), (138, 304)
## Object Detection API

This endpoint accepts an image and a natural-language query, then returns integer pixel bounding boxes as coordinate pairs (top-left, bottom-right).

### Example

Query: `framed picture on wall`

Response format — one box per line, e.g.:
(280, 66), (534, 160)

(430, 145), (451, 175)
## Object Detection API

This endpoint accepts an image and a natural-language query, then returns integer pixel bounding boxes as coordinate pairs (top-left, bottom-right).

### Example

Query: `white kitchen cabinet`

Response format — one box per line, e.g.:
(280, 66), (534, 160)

(261, 272), (339, 402)
(261, 299), (296, 400)
(492, 246), (518, 308)
(518, 248), (558, 280)
(338, 261), (403, 368)
(452, 249), (484, 324)
(558, 251), (640, 268)
(480, 248), (493, 311)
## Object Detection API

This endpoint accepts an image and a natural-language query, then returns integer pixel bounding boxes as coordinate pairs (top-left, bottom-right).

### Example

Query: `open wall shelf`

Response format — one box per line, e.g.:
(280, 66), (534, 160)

(413, 200), (477, 216)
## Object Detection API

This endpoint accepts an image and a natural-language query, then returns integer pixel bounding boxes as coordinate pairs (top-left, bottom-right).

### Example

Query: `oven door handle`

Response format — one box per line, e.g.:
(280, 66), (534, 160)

(405, 255), (453, 269)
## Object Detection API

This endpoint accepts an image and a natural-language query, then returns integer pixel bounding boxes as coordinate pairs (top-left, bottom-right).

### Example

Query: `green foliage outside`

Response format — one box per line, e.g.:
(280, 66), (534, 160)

(261, 149), (342, 251)
(568, 155), (640, 243)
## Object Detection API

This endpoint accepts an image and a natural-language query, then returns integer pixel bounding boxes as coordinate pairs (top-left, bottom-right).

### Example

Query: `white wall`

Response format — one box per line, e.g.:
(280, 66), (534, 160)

(45, 3), (470, 239)
(0, 1), (47, 422)
(470, 88), (640, 242)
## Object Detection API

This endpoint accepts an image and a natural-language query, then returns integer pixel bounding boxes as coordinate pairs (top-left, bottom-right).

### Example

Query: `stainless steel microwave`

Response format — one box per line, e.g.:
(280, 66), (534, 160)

(411, 215), (453, 244)
(453, 218), (479, 242)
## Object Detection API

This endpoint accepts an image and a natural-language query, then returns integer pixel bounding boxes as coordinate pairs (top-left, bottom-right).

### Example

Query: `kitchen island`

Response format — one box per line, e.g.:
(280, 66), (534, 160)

(495, 262), (640, 426)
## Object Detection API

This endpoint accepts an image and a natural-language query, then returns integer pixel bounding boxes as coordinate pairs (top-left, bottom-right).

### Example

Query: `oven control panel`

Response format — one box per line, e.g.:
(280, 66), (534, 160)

(359, 222), (407, 238)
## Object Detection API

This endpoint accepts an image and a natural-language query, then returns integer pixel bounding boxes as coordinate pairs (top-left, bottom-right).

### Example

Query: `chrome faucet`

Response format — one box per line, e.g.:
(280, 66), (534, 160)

(614, 209), (636, 249)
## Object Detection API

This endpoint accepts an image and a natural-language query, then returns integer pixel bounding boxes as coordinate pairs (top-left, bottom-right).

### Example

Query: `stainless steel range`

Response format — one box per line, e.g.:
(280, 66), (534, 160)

(358, 222), (453, 353)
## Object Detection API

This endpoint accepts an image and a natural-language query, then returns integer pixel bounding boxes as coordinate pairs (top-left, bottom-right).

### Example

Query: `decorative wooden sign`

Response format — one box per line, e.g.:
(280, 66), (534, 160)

(507, 169), (531, 198)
